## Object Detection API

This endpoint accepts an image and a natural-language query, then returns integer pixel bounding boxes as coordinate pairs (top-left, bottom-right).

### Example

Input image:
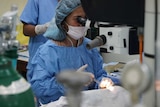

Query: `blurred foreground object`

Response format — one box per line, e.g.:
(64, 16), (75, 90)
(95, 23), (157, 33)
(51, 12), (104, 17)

(57, 71), (92, 107)
(121, 61), (151, 106)
(46, 86), (131, 107)
(0, 51), (35, 107)
(0, 5), (35, 107)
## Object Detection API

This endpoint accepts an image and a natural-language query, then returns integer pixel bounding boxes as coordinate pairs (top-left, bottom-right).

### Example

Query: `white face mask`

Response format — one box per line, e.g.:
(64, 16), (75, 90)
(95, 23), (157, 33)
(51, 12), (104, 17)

(66, 23), (88, 40)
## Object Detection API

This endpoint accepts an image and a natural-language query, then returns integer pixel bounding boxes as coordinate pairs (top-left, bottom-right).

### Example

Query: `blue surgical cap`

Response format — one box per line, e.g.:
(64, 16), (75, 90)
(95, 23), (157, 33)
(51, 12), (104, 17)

(44, 0), (81, 40)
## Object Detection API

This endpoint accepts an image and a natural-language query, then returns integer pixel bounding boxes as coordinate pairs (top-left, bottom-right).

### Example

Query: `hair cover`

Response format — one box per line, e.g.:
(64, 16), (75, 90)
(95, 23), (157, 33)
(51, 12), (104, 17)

(44, 0), (81, 40)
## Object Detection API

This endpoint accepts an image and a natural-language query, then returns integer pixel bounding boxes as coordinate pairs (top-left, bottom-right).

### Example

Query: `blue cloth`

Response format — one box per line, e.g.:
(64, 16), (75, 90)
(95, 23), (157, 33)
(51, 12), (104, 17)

(20, 0), (58, 67)
(27, 38), (120, 104)
(44, 0), (81, 40)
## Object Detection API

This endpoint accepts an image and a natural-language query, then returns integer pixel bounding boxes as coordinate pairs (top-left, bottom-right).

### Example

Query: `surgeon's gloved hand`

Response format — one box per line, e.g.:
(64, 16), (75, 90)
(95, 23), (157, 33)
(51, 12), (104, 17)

(99, 77), (114, 89)
(35, 22), (50, 35)
(77, 64), (94, 86)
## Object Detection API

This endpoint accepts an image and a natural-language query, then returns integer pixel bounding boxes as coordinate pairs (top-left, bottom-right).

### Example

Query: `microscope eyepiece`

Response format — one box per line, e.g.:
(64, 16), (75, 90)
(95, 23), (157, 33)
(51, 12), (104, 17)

(77, 16), (87, 26)
(86, 35), (107, 49)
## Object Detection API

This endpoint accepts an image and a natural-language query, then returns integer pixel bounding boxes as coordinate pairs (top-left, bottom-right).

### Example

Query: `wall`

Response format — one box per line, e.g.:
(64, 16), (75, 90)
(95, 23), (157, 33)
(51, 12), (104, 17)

(0, 0), (27, 16)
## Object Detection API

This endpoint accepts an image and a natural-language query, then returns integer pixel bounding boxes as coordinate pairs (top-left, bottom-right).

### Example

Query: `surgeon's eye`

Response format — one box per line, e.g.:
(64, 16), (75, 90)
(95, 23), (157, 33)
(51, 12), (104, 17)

(76, 16), (87, 26)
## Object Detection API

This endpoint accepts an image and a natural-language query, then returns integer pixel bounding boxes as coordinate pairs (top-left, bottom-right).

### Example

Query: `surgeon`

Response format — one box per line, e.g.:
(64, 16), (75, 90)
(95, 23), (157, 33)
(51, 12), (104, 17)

(27, 0), (121, 105)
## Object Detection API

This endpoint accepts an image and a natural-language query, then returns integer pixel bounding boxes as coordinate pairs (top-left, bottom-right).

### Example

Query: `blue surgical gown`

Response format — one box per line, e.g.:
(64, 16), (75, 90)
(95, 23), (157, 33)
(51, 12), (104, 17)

(20, 0), (58, 69)
(27, 38), (120, 104)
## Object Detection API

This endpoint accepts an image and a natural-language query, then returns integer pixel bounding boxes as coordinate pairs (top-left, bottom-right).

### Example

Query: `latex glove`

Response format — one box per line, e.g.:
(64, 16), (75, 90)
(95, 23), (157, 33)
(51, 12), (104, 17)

(77, 64), (88, 72)
(77, 64), (94, 86)
(99, 78), (114, 89)
(35, 22), (50, 35)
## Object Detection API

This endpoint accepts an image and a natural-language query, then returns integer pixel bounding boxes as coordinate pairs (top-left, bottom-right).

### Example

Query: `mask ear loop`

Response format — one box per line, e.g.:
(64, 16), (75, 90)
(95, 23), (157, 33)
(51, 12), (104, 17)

(77, 39), (80, 46)
(62, 22), (73, 47)
(66, 36), (74, 47)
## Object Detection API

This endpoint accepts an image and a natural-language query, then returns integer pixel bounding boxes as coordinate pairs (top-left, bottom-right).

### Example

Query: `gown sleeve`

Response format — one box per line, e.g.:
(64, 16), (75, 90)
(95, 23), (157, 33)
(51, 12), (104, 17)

(27, 45), (66, 104)
(90, 48), (121, 88)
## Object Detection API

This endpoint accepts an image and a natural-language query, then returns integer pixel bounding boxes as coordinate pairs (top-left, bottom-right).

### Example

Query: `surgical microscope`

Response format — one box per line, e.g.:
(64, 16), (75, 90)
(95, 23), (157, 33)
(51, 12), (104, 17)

(80, 0), (160, 107)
